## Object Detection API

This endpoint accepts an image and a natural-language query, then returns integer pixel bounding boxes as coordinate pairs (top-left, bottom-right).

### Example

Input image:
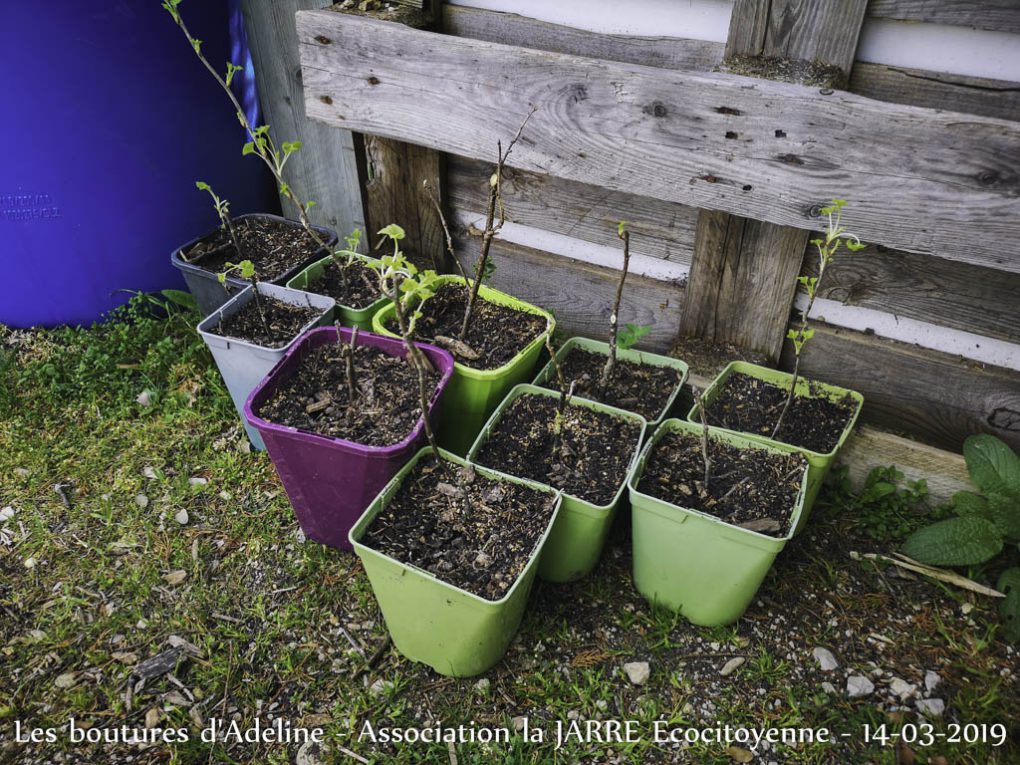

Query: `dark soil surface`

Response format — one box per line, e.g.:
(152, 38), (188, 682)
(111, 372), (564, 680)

(210, 295), (320, 349)
(183, 217), (325, 282)
(537, 347), (683, 421)
(361, 456), (557, 600)
(306, 258), (381, 309)
(637, 430), (808, 537)
(473, 394), (643, 506)
(394, 284), (547, 370)
(704, 372), (858, 454)
(254, 343), (439, 446)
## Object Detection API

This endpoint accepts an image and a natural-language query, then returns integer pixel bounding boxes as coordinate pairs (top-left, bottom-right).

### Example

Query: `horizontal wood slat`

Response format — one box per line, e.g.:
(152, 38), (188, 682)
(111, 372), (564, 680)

(297, 11), (1020, 273)
(447, 155), (697, 264)
(443, 5), (725, 71)
(805, 244), (1020, 345)
(453, 237), (683, 352)
(851, 63), (1020, 123)
(866, 0), (1020, 35)
(786, 323), (1020, 453)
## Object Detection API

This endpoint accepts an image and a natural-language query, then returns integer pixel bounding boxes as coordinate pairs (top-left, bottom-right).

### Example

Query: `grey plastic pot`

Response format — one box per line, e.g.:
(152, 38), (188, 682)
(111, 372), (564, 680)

(171, 213), (338, 317)
(197, 283), (335, 449)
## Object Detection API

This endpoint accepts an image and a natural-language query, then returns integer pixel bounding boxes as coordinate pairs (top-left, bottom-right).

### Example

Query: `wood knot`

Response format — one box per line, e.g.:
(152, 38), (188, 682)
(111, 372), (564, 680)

(643, 101), (668, 118)
(977, 170), (999, 186)
(725, 131), (738, 139)
(367, 76), (380, 85)
(314, 35), (332, 45)
(777, 153), (805, 165)
(715, 106), (742, 116)
(697, 174), (719, 183)
(319, 95), (333, 105)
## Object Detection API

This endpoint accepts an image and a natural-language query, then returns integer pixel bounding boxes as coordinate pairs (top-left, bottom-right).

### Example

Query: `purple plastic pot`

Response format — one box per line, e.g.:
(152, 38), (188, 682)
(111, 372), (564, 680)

(244, 327), (455, 550)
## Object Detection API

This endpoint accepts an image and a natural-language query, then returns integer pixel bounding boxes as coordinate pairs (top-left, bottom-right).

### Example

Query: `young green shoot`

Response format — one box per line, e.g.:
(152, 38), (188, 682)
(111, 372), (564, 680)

(543, 335), (572, 441)
(693, 390), (712, 491)
(163, 0), (326, 250)
(771, 198), (865, 439)
(599, 221), (632, 393)
(217, 259), (270, 334)
(370, 225), (445, 463)
(194, 181), (242, 262)
(459, 109), (536, 340)
(343, 325), (359, 402)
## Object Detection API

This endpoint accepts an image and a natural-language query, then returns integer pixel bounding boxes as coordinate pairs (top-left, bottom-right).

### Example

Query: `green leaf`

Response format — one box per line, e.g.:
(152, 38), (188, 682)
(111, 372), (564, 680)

(618, 323), (652, 350)
(282, 140), (303, 154)
(617, 220), (629, 237)
(195, 180), (210, 191)
(901, 515), (1003, 566)
(159, 289), (197, 313)
(952, 491), (989, 517)
(997, 567), (1020, 642)
(242, 142), (255, 156)
(378, 224), (406, 241)
(987, 492), (1020, 541)
(964, 434), (1020, 497)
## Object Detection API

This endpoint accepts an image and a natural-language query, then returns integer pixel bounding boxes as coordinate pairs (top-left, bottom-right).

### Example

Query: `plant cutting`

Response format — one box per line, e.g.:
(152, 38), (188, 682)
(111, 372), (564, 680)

(901, 434), (1020, 642)
(164, 0), (337, 315)
(244, 223), (455, 547)
(629, 418), (809, 626)
(197, 256), (335, 449)
(340, 225), (561, 675)
(371, 125), (553, 454)
(533, 222), (689, 426)
(689, 199), (866, 523)
(286, 229), (387, 330)
(468, 383), (645, 583)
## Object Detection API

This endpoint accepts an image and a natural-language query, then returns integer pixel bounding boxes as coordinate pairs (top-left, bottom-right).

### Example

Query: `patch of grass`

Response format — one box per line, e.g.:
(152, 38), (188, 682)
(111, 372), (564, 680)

(1, 301), (1018, 764)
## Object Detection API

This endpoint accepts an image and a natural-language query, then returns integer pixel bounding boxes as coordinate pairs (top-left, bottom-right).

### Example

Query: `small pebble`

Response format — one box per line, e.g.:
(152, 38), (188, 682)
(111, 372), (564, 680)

(174, 509), (189, 525)
(623, 661), (650, 686)
(846, 675), (874, 698)
(916, 698), (945, 717)
(812, 647), (838, 671)
(720, 657), (745, 676)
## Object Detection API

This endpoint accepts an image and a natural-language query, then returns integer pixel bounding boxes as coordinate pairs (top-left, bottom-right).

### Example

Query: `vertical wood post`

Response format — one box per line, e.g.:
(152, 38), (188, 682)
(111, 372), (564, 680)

(351, 1), (447, 270)
(678, 0), (868, 362)
(241, 0), (365, 237)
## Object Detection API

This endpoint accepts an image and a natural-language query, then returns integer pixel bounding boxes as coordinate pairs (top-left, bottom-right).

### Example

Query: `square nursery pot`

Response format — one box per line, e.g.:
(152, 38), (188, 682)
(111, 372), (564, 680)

(172, 213), (338, 317)
(243, 327), (455, 550)
(197, 283), (335, 450)
(286, 252), (388, 331)
(688, 361), (863, 531)
(349, 447), (562, 677)
(468, 384), (647, 584)
(372, 275), (555, 455)
(628, 419), (809, 626)
(532, 336), (690, 428)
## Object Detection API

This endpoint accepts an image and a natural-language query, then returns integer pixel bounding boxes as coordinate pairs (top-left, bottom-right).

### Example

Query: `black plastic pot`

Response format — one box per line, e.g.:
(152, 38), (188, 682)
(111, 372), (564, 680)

(170, 213), (338, 317)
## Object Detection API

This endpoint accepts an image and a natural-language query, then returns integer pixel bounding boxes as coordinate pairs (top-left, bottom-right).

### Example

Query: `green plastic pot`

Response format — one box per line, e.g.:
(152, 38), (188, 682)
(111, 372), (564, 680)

(372, 276), (554, 454)
(629, 419), (809, 626)
(688, 361), (863, 531)
(532, 336), (689, 427)
(468, 384), (647, 583)
(286, 252), (387, 330)
(349, 447), (561, 677)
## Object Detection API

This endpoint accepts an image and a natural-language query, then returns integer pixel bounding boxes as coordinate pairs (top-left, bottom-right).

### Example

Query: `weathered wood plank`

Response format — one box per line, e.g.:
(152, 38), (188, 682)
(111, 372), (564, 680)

(443, 4), (725, 72)
(448, 155), (697, 264)
(866, 0), (1020, 35)
(681, 210), (806, 359)
(332, 4), (448, 271)
(785, 323), (1020, 453)
(805, 243), (1020, 345)
(240, 0), (364, 234)
(681, 0), (865, 361)
(297, 11), (1020, 272)
(726, 0), (867, 77)
(360, 135), (447, 271)
(851, 63), (1020, 123)
(452, 237), (683, 352)
(838, 426), (971, 506)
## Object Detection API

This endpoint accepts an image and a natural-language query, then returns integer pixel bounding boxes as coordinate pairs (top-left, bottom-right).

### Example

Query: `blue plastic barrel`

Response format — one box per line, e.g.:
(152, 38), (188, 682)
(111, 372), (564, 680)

(0, 1), (277, 328)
